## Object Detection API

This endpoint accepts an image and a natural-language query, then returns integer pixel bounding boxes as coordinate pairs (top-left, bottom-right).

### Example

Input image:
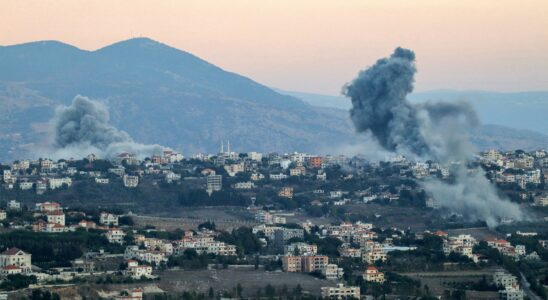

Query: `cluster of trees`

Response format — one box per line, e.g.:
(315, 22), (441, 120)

(385, 234), (476, 272)
(177, 190), (250, 207)
(0, 230), (124, 268)
(217, 227), (263, 255)
(147, 284), (316, 300)
(142, 227), (185, 240)
(29, 289), (61, 300)
(443, 275), (497, 292)
(0, 274), (37, 290)
(167, 249), (212, 269)
(66, 158), (114, 173)
(474, 240), (547, 298)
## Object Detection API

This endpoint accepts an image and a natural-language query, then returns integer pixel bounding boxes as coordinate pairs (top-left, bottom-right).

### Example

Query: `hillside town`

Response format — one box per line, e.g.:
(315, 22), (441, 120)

(0, 147), (547, 299)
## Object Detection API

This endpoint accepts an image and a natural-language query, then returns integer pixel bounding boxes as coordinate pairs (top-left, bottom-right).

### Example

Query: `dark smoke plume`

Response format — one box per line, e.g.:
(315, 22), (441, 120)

(345, 48), (429, 156)
(49, 95), (167, 159)
(344, 48), (523, 227)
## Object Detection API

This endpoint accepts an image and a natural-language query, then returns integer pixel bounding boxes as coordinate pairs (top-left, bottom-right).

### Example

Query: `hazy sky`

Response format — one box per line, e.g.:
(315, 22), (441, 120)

(1, 0), (547, 95)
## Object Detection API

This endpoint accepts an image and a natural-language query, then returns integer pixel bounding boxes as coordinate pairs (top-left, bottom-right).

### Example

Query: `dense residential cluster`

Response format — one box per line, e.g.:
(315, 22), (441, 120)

(0, 147), (547, 299)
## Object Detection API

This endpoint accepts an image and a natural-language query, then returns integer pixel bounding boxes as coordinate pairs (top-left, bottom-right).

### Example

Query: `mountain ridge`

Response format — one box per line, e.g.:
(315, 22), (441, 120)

(0, 38), (547, 161)
(0, 38), (350, 160)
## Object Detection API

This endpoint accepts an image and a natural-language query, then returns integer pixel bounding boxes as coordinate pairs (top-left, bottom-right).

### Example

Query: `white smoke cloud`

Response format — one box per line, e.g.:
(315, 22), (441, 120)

(46, 95), (168, 159)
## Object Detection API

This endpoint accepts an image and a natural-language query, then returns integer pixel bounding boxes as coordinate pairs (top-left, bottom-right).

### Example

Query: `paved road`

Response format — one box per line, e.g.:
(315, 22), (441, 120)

(520, 273), (542, 300)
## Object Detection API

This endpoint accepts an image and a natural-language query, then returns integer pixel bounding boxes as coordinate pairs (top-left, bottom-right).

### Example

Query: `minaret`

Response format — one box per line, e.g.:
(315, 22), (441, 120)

(220, 140), (224, 154)
(227, 140), (231, 154)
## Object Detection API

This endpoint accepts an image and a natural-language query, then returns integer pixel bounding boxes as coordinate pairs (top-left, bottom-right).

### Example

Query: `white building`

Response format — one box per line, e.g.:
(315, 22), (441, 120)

(499, 285), (524, 300)
(95, 178), (110, 184)
(0, 248), (32, 274)
(7, 200), (21, 211)
(284, 243), (318, 256)
(123, 175), (139, 188)
(49, 177), (72, 190)
(321, 264), (344, 280)
(35, 202), (62, 213)
(363, 266), (385, 283)
(19, 182), (34, 190)
(233, 181), (254, 189)
(269, 173), (288, 181)
(127, 260), (153, 279)
(106, 229), (126, 244)
(321, 284), (360, 299)
(494, 271), (519, 288)
(100, 212), (119, 226)
(46, 211), (65, 226)
(248, 152), (263, 161)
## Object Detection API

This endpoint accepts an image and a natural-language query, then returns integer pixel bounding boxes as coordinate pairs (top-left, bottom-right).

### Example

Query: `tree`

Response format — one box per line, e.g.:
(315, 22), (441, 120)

(236, 283), (243, 298)
(0, 274), (38, 290)
(208, 287), (214, 299)
(265, 284), (276, 297)
(293, 284), (302, 296)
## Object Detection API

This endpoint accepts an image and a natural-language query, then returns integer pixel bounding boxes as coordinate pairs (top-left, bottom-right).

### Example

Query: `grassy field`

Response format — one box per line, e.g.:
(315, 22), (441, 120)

(400, 267), (502, 299)
(155, 268), (337, 296)
(133, 206), (258, 231)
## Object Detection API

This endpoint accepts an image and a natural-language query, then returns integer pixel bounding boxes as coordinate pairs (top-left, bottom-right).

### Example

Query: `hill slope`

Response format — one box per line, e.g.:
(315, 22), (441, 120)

(0, 38), (353, 160)
(279, 89), (548, 151)
(1, 38), (546, 161)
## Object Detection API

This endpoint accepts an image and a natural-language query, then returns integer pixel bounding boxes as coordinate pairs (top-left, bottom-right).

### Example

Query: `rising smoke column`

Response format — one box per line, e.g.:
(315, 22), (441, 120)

(49, 95), (167, 159)
(343, 47), (523, 227)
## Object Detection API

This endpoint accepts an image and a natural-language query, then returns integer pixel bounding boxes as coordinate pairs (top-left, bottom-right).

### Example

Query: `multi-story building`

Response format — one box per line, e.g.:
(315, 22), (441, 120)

(0, 248), (32, 274)
(362, 249), (387, 264)
(308, 156), (323, 168)
(284, 243), (318, 256)
(35, 202), (62, 213)
(493, 271), (518, 288)
(100, 212), (119, 226)
(106, 228), (126, 244)
(302, 255), (329, 273)
(233, 181), (254, 189)
(19, 182), (34, 190)
(274, 228), (304, 247)
(282, 255), (329, 273)
(499, 285), (524, 300)
(534, 195), (548, 207)
(95, 178), (110, 184)
(206, 174), (222, 194)
(321, 264), (344, 280)
(127, 260), (153, 279)
(7, 200), (21, 211)
(363, 266), (385, 283)
(46, 211), (65, 226)
(278, 187), (294, 199)
(321, 284), (360, 299)
(282, 256), (302, 272)
(123, 175), (139, 188)
(49, 177), (72, 190)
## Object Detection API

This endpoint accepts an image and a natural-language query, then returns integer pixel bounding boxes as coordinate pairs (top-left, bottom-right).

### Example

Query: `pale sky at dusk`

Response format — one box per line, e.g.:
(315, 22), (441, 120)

(1, 0), (547, 95)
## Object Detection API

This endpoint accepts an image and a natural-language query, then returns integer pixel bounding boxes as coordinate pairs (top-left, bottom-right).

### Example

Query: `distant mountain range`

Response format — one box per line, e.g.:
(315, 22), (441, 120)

(0, 38), (547, 161)
(278, 89), (548, 151)
(278, 89), (548, 134)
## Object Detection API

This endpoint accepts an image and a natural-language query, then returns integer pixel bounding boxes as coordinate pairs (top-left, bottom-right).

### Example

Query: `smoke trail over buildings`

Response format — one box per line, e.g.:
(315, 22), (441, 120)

(48, 95), (167, 159)
(343, 47), (523, 227)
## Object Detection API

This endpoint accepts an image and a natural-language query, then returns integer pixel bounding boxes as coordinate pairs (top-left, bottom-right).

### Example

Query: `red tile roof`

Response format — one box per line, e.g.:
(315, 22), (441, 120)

(1, 247), (24, 255)
(3, 264), (21, 270)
